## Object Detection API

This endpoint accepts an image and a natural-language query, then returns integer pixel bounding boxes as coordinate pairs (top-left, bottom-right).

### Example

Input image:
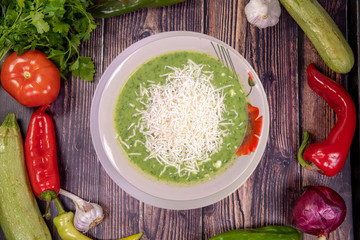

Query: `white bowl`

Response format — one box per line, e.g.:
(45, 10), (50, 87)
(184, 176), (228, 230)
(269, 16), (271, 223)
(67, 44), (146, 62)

(90, 31), (269, 209)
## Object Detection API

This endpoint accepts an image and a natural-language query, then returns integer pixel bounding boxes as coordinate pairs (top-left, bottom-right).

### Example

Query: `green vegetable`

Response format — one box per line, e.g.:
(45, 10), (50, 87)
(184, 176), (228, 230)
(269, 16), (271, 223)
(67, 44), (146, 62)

(88, 0), (185, 18)
(118, 233), (143, 240)
(0, 0), (97, 81)
(0, 113), (52, 240)
(209, 226), (302, 240)
(279, 0), (354, 73)
(53, 198), (93, 240)
(53, 197), (142, 240)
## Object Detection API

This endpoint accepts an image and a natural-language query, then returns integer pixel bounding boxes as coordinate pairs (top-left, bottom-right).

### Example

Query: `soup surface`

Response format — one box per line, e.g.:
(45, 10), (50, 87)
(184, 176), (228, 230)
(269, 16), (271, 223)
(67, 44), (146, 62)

(114, 51), (248, 183)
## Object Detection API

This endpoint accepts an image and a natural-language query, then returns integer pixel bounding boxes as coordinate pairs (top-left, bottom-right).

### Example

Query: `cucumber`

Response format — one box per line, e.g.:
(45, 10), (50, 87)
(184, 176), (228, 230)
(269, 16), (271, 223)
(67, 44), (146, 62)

(0, 114), (52, 240)
(279, 0), (354, 73)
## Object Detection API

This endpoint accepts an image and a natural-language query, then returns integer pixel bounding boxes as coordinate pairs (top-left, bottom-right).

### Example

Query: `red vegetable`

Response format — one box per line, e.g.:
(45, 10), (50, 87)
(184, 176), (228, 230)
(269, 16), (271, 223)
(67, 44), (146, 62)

(0, 50), (60, 107)
(25, 105), (60, 219)
(298, 63), (356, 177)
(236, 103), (263, 156)
(293, 186), (346, 240)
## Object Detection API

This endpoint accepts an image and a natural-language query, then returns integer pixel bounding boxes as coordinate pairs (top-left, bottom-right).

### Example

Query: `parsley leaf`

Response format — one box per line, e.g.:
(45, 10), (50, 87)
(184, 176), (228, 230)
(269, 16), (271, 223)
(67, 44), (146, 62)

(31, 12), (50, 34)
(43, 0), (66, 18)
(0, 0), (97, 81)
(70, 57), (95, 82)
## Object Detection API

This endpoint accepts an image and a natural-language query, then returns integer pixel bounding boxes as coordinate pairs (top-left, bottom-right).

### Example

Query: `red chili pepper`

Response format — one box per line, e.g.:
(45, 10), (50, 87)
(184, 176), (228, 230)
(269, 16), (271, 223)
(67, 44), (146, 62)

(25, 105), (60, 219)
(298, 63), (356, 177)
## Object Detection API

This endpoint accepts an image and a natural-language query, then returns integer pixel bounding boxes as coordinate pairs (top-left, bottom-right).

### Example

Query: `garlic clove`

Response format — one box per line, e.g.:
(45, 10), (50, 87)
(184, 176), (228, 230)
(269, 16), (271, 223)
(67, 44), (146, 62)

(73, 201), (104, 233)
(59, 189), (105, 233)
(245, 0), (281, 29)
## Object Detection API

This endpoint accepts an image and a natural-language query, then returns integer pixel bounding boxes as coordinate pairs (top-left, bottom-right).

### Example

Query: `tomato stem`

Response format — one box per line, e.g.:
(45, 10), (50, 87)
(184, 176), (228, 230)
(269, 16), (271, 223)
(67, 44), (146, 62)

(24, 71), (31, 79)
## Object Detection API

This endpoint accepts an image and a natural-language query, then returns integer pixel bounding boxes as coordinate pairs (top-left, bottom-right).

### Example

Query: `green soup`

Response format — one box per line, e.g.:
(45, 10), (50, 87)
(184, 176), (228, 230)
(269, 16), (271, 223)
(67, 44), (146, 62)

(114, 51), (248, 183)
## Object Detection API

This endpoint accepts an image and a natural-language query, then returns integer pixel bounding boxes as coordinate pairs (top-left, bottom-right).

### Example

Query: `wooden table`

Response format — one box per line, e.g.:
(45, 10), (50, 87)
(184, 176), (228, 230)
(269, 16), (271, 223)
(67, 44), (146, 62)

(0, 0), (359, 239)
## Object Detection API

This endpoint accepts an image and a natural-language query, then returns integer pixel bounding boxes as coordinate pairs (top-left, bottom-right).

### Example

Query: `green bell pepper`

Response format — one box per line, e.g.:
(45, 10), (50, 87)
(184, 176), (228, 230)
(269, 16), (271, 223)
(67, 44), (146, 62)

(209, 226), (302, 240)
(88, 0), (185, 18)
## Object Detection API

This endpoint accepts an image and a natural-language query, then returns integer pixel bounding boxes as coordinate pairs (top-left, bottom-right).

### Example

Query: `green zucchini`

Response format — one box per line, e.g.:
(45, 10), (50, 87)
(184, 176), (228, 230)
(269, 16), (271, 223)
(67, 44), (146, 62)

(279, 0), (354, 73)
(0, 114), (52, 240)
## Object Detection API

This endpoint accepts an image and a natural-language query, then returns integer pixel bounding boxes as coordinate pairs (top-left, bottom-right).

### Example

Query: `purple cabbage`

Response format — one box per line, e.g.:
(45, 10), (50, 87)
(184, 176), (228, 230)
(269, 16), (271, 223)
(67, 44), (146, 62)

(292, 186), (346, 240)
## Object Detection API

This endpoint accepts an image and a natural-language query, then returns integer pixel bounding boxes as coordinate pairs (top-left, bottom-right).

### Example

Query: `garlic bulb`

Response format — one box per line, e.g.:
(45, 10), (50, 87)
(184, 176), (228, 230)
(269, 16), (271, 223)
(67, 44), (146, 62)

(245, 0), (281, 29)
(59, 189), (104, 233)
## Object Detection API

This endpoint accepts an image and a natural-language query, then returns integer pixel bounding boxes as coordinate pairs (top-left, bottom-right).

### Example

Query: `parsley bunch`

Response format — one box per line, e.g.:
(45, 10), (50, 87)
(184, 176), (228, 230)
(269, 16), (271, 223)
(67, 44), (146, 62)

(0, 0), (97, 81)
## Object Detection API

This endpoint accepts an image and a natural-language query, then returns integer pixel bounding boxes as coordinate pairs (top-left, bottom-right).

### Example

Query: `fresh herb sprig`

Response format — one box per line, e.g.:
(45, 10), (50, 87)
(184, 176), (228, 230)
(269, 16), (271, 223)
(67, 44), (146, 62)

(0, 0), (97, 81)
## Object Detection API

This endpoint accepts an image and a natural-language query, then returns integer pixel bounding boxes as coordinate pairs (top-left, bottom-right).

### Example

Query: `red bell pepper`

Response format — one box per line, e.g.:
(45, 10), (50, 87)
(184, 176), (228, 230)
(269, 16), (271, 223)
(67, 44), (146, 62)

(298, 63), (356, 177)
(25, 105), (60, 219)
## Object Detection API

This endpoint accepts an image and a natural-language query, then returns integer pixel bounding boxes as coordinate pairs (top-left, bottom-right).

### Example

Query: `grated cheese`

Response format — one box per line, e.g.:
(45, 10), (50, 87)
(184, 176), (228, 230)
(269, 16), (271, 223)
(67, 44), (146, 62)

(126, 60), (234, 176)
(118, 136), (130, 149)
(134, 140), (145, 147)
(231, 109), (239, 119)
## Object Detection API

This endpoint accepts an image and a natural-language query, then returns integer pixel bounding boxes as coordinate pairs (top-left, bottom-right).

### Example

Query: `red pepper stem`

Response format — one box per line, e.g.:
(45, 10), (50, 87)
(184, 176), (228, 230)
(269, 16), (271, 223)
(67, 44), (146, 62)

(298, 131), (310, 167)
(44, 197), (51, 220)
(53, 198), (65, 216)
(40, 190), (57, 220)
(318, 236), (328, 240)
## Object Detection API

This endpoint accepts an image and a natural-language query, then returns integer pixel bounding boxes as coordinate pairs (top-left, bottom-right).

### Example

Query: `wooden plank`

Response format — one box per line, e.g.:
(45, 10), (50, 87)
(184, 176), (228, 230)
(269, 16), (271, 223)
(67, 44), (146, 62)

(139, 207), (202, 239)
(97, 1), (204, 239)
(203, 1), (301, 239)
(49, 18), (105, 239)
(298, 0), (354, 239)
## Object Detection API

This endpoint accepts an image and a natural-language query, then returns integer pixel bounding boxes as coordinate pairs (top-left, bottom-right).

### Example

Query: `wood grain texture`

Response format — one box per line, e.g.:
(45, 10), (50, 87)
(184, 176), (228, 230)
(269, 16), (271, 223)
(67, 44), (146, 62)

(0, 0), (357, 239)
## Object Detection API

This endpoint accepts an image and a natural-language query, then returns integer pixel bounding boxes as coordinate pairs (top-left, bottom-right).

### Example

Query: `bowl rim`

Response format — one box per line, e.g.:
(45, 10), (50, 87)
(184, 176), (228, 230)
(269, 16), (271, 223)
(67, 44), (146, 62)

(90, 31), (270, 209)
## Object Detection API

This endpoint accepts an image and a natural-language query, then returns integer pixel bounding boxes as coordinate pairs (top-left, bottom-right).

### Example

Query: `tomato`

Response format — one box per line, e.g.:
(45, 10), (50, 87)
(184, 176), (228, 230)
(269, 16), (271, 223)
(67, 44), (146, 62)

(0, 50), (61, 107)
